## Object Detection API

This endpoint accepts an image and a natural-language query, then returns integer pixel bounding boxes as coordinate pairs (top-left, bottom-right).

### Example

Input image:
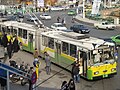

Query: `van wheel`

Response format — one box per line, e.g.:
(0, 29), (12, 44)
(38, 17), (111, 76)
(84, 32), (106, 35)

(106, 27), (109, 30)
(96, 26), (99, 29)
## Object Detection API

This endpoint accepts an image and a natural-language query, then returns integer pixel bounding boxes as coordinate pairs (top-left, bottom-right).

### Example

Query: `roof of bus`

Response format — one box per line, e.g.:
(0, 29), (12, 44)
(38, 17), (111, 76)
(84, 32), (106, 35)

(0, 21), (39, 31)
(0, 21), (54, 32)
(41, 31), (114, 50)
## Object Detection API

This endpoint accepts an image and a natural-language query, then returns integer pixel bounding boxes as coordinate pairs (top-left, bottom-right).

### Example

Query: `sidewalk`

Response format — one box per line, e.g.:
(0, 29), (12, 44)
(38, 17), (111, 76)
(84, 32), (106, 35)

(0, 47), (71, 90)
(75, 14), (120, 28)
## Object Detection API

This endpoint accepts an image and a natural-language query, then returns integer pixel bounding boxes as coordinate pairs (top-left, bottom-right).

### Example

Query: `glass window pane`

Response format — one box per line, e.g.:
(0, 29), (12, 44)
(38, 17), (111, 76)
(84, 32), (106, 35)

(42, 35), (48, 46)
(18, 28), (22, 37)
(48, 38), (54, 49)
(70, 44), (76, 57)
(13, 29), (17, 36)
(62, 42), (69, 55)
(23, 29), (27, 39)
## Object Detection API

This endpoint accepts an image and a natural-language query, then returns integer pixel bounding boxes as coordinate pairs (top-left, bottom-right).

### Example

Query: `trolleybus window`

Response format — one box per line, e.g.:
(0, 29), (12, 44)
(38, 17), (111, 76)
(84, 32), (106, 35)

(91, 46), (114, 64)
(13, 29), (17, 36)
(6, 26), (10, 34)
(42, 35), (48, 46)
(48, 37), (54, 49)
(18, 28), (22, 37)
(0, 25), (1, 32)
(62, 42), (69, 55)
(70, 44), (76, 57)
(2, 26), (6, 33)
(23, 29), (27, 39)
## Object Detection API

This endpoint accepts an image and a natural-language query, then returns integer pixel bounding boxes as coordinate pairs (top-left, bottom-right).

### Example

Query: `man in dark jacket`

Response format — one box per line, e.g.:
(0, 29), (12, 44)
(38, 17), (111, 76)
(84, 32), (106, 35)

(71, 61), (80, 83)
(13, 37), (19, 52)
(1, 34), (8, 47)
(7, 41), (13, 59)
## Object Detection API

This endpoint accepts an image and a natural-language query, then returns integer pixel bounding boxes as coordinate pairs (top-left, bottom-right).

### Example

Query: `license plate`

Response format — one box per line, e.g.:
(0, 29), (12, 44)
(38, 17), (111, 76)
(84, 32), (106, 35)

(104, 74), (108, 77)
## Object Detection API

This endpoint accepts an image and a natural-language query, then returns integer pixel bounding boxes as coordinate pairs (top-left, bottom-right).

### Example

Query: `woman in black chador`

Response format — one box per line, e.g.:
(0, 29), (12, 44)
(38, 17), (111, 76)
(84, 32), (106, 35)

(1, 34), (8, 47)
(68, 79), (75, 90)
(7, 41), (13, 59)
(13, 37), (19, 52)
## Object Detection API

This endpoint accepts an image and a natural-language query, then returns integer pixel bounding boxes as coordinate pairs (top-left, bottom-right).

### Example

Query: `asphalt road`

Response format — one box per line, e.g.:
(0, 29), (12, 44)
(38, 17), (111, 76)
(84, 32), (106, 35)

(22, 10), (120, 39)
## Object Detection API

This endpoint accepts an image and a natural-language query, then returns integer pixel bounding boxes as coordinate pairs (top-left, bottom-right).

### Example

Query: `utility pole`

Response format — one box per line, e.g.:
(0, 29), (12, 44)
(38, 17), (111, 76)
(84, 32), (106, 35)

(83, 0), (85, 18)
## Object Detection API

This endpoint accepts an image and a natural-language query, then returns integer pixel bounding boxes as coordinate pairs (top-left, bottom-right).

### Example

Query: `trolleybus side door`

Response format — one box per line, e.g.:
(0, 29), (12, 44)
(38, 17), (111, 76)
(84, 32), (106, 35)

(55, 40), (61, 65)
(28, 33), (33, 52)
(78, 50), (87, 77)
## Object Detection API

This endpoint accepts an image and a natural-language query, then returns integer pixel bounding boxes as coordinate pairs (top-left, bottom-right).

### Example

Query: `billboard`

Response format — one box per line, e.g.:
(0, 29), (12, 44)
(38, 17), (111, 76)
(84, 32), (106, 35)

(91, 0), (101, 15)
(37, 0), (44, 7)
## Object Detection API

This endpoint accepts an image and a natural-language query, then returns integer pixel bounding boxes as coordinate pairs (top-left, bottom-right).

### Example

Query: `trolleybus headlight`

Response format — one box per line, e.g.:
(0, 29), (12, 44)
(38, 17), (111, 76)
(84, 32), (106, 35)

(94, 71), (99, 75)
(111, 68), (116, 72)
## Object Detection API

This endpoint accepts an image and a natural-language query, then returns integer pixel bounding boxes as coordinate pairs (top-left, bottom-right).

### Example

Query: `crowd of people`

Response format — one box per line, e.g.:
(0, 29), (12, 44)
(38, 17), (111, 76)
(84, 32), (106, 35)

(0, 33), (20, 62)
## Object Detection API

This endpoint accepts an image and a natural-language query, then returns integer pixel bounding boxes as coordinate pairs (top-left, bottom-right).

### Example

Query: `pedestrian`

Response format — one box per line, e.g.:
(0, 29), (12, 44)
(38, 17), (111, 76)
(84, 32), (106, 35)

(7, 41), (13, 59)
(13, 37), (20, 53)
(71, 59), (80, 83)
(71, 18), (74, 23)
(68, 79), (75, 90)
(62, 18), (64, 24)
(44, 52), (51, 75)
(28, 67), (34, 90)
(57, 16), (61, 23)
(33, 48), (39, 59)
(61, 81), (69, 90)
(49, 8), (51, 12)
(20, 61), (25, 71)
(1, 34), (8, 48)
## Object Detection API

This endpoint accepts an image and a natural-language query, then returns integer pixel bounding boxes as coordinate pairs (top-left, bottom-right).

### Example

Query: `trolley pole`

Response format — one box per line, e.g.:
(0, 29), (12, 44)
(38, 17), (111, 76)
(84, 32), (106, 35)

(7, 70), (10, 90)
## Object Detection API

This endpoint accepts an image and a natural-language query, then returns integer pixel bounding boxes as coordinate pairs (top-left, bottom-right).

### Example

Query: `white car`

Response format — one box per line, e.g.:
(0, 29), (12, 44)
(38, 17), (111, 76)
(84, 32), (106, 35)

(94, 21), (116, 30)
(26, 16), (37, 21)
(50, 6), (64, 11)
(40, 14), (51, 20)
(51, 23), (67, 31)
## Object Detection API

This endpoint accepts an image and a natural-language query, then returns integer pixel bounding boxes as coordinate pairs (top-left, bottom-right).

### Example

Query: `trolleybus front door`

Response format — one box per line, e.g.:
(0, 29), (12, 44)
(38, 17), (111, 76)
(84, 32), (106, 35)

(55, 42), (61, 65)
(28, 33), (33, 52)
(79, 51), (87, 77)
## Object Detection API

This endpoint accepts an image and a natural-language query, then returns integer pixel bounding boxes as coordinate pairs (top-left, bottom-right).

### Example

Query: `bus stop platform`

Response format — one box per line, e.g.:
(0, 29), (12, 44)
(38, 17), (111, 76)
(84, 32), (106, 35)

(0, 46), (72, 90)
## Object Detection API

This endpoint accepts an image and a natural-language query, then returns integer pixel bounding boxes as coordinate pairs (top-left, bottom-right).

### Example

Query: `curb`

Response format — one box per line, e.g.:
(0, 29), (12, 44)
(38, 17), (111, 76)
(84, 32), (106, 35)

(74, 18), (94, 26)
(75, 16), (120, 29)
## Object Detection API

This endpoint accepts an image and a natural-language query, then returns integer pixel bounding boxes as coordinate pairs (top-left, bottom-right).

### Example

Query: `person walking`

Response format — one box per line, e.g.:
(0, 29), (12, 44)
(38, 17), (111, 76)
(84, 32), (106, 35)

(28, 67), (34, 90)
(7, 41), (13, 59)
(71, 60), (80, 83)
(44, 52), (51, 75)
(13, 37), (20, 53)
(62, 18), (66, 26)
(68, 79), (75, 90)
(57, 16), (61, 23)
(33, 48), (39, 59)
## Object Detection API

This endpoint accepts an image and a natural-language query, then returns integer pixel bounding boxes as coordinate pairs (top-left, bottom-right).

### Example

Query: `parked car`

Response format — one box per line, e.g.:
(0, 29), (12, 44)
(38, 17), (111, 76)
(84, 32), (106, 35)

(67, 10), (76, 16)
(50, 6), (64, 11)
(111, 35), (120, 46)
(51, 23), (67, 31)
(70, 24), (90, 34)
(94, 21), (116, 30)
(40, 13), (51, 20)
(26, 16), (37, 21)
